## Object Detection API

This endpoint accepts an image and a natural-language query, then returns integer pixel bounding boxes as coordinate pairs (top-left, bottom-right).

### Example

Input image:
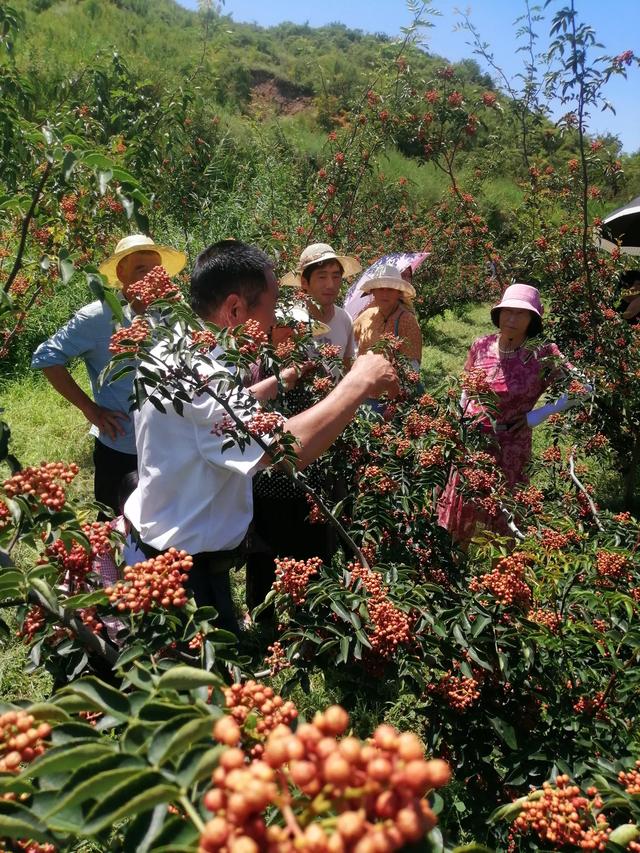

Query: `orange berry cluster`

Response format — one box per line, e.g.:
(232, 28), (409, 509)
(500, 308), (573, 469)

(418, 446), (444, 467)
(201, 702), (450, 853)
(404, 411), (433, 439)
(429, 671), (481, 712)
(273, 556), (322, 606)
(540, 528), (580, 550)
(81, 520), (114, 555)
(109, 316), (150, 355)
(618, 760), (640, 794)
(105, 548), (192, 613)
(264, 641), (290, 676)
(541, 446), (562, 464)
(318, 344), (341, 359)
(128, 265), (180, 308)
(527, 608), (562, 633)
(236, 319), (268, 357)
(469, 553), (532, 609)
(514, 485), (544, 514)
(350, 565), (412, 660)
(17, 606), (46, 642)
(513, 775), (610, 850)
(60, 194), (78, 222)
(305, 494), (324, 525)
(0, 500), (10, 530)
(312, 376), (333, 395)
(3, 462), (79, 510)
(192, 329), (219, 349)
(461, 367), (492, 395)
(461, 467), (497, 495)
(0, 710), (51, 773)
(595, 550), (630, 587)
(223, 682), (297, 756)
(275, 338), (296, 360)
(573, 691), (607, 719)
(361, 466), (396, 496)
(45, 537), (92, 589)
(246, 410), (284, 435)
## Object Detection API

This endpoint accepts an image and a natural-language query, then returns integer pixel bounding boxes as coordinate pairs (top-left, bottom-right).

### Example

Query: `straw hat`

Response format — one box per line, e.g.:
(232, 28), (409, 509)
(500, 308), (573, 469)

(360, 264), (416, 299)
(99, 234), (187, 287)
(275, 304), (330, 337)
(281, 243), (361, 287)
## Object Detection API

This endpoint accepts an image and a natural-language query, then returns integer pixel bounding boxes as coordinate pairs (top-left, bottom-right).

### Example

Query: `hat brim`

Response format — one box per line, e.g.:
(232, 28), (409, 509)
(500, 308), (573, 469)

(99, 244), (187, 287)
(281, 254), (362, 287)
(360, 278), (416, 299)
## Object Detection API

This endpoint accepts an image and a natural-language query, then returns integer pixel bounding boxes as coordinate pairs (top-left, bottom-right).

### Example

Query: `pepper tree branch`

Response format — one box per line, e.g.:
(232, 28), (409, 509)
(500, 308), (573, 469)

(4, 161), (52, 294)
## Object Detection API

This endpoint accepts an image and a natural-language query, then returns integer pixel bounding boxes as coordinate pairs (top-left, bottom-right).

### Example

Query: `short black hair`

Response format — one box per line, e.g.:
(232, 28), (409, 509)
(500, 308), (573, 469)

(301, 257), (344, 285)
(190, 240), (272, 318)
(118, 471), (139, 514)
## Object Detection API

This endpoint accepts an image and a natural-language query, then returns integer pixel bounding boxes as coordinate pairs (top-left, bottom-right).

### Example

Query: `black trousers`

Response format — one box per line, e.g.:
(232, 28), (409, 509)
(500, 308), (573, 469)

(245, 494), (333, 614)
(93, 438), (137, 518)
(136, 536), (241, 637)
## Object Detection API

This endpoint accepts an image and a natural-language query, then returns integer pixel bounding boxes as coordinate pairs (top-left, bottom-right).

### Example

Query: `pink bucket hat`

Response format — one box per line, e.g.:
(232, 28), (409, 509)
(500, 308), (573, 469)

(490, 283), (544, 334)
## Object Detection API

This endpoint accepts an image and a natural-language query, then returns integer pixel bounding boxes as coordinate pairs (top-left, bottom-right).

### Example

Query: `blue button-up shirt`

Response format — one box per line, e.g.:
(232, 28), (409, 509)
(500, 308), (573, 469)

(31, 299), (137, 454)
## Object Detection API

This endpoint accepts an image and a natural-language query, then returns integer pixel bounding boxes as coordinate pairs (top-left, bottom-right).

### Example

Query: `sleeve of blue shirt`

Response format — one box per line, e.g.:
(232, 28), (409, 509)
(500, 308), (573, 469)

(31, 301), (109, 369)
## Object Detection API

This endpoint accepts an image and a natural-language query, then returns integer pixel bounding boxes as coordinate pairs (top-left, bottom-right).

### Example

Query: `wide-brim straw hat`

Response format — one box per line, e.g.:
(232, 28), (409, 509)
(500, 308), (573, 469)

(490, 283), (543, 325)
(275, 304), (330, 337)
(360, 264), (416, 300)
(99, 234), (187, 287)
(281, 243), (361, 287)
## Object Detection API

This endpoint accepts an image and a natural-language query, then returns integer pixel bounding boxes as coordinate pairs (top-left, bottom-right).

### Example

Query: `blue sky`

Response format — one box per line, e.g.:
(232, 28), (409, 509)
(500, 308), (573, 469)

(178, 0), (640, 153)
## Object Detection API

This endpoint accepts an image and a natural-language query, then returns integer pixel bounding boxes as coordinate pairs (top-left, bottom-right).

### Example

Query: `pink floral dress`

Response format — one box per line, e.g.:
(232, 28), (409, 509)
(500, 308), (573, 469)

(437, 334), (567, 541)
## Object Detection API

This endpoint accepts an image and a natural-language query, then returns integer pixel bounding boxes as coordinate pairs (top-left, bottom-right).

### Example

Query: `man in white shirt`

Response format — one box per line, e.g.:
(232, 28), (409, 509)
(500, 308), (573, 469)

(125, 240), (397, 634)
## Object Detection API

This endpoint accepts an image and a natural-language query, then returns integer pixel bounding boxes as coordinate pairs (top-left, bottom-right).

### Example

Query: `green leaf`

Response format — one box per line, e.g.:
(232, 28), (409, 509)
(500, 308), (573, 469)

(23, 742), (115, 779)
(82, 151), (115, 170)
(62, 677), (132, 721)
(102, 288), (125, 323)
(147, 714), (199, 765)
(0, 800), (54, 843)
(488, 716), (517, 750)
(175, 744), (225, 787)
(83, 775), (178, 835)
(61, 590), (109, 609)
(157, 665), (223, 691)
(46, 766), (149, 818)
(154, 716), (217, 766)
(30, 577), (59, 611)
(61, 150), (77, 181)
(609, 825), (640, 845)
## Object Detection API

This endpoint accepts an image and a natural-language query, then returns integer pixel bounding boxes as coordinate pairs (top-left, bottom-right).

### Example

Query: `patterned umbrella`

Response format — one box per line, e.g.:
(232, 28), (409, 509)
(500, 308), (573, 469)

(343, 252), (429, 320)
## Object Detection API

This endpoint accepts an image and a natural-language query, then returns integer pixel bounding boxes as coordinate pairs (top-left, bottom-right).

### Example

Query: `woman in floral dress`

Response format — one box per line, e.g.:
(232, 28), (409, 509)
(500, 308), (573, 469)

(438, 283), (586, 543)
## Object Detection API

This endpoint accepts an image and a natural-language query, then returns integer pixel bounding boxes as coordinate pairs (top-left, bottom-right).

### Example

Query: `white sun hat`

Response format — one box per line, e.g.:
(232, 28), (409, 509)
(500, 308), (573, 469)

(359, 263), (416, 299)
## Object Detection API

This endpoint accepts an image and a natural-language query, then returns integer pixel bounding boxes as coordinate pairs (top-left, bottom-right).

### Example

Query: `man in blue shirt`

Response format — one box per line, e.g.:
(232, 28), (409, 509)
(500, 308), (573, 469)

(31, 234), (186, 515)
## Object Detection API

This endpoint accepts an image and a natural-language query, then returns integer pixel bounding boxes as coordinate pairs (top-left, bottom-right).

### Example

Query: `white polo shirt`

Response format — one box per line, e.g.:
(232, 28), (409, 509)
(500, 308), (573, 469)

(124, 342), (274, 555)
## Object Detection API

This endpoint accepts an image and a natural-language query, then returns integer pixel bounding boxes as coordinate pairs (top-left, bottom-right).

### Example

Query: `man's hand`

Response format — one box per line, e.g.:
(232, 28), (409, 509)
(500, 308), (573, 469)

(350, 352), (400, 400)
(83, 401), (129, 440)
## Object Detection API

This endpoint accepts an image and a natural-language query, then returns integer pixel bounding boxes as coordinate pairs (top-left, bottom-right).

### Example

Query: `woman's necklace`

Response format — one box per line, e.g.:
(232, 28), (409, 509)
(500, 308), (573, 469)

(382, 305), (402, 326)
(498, 340), (522, 357)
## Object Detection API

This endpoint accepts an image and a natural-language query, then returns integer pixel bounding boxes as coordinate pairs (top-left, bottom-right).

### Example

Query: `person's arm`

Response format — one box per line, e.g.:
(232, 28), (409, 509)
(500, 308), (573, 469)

(261, 351), (398, 470)
(42, 365), (129, 440)
(32, 304), (130, 441)
(249, 364), (313, 402)
(398, 312), (422, 363)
